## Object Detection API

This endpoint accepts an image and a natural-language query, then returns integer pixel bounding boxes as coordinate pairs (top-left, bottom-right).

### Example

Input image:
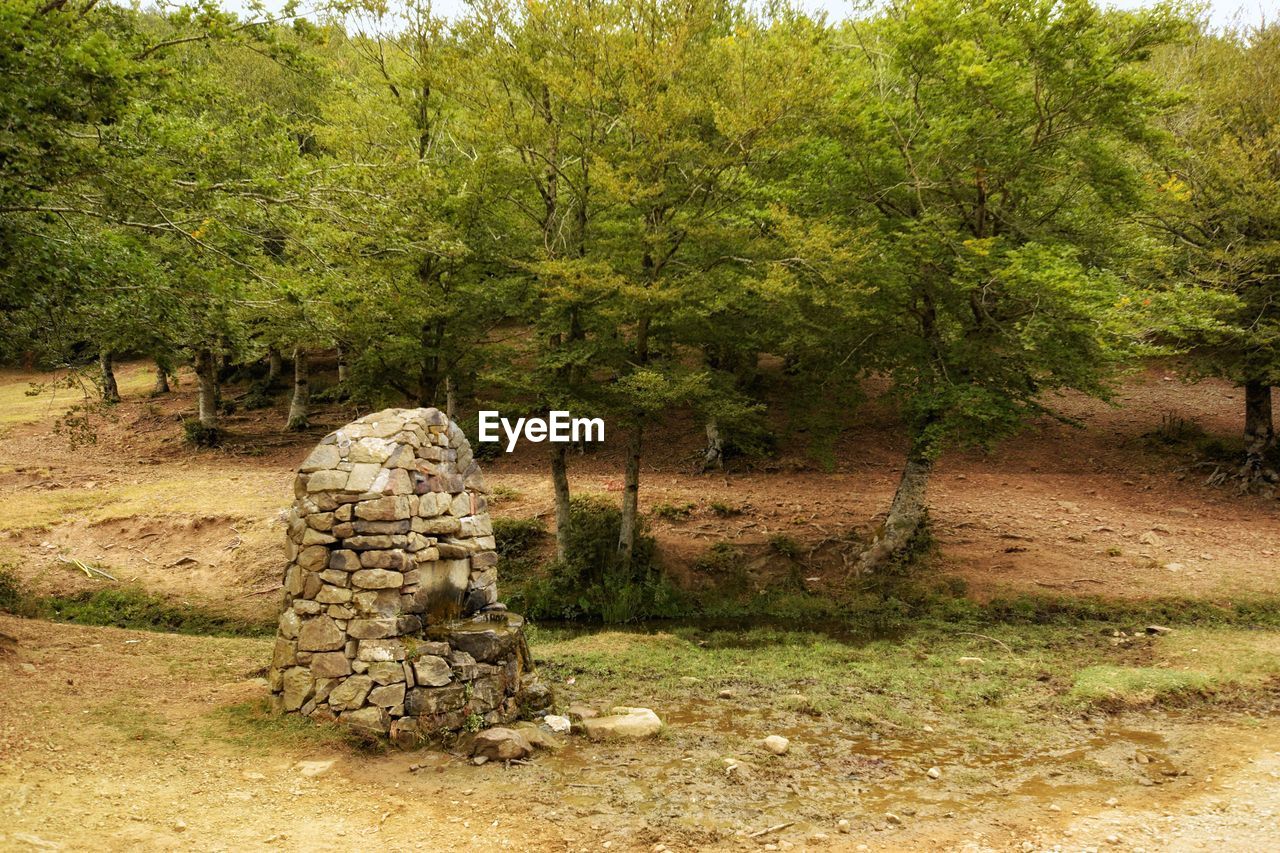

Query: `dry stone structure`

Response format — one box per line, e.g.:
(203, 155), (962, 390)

(268, 407), (549, 746)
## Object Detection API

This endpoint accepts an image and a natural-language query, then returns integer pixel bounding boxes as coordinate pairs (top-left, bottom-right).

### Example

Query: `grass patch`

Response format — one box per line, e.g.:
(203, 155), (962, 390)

(529, 617), (1280, 748)
(34, 585), (272, 637)
(1069, 665), (1214, 709)
(208, 699), (364, 752)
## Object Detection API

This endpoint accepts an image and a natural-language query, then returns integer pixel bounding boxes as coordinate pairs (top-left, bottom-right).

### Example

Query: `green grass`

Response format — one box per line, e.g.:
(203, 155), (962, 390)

(1069, 666), (1214, 709)
(527, 614), (1280, 748)
(207, 699), (365, 752)
(30, 584), (273, 637)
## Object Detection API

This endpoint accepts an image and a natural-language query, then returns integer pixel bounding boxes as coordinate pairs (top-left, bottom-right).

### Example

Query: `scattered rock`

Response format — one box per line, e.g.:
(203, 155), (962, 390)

(565, 703), (598, 721)
(927, 766), (942, 780)
(718, 689), (735, 699)
(471, 727), (533, 761)
(580, 707), (663, 740)
(837, 819), (851, 833)
(1145, 625), (1173, 635)
(1138, 531), (1163, 546)
(543, 714), (571, 734)
(956, 656), (986, 666)
(762, 735), (790, 756)
(294, 759), (335, 777)
(1105, 797), (1119, 807)
(885, 812), (902, 825)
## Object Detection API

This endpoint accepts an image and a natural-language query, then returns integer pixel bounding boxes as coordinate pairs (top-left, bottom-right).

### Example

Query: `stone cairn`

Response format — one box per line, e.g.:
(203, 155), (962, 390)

(268, 407), (549, 746)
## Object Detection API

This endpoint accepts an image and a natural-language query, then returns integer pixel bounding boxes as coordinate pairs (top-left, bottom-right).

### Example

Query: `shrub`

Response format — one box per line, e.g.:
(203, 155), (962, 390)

(512, 495), (682, 623)
(493, 517), (546, 559)
(0, 566), (38, 617)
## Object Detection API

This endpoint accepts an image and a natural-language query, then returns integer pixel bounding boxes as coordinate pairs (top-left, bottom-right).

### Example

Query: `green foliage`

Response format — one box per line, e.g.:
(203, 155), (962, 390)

(513, 496), (682, 623)
(0, 566), (38, 617)
(492, 517), (546, 559)
(767, 535), (801, 559)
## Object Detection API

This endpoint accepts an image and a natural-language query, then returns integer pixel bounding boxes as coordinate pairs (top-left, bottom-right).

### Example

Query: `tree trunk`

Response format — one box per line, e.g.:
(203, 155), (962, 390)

(193, 350), (219, 429)
(445, 374), (457, 421)
(855, 435), (934, 574)
(336, 344), (349, 385)
(617, 313), (650, 568)
(266, 346), (283, 388)
(287, 348), (310, 431)
(99, 351), (120, 403)
(617, 419), (644, 568)
(1243, 381), (1276, 481)
(550, 443), (572, 561)
(701, 416), (724, 472)
(153, 359), (171, 394)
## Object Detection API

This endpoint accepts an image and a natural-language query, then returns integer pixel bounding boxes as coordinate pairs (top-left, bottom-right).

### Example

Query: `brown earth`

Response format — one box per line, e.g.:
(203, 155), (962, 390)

(0, 360), (1273, 611)
(3, 615), (1280, 852)
(0, 360), (1278, 852)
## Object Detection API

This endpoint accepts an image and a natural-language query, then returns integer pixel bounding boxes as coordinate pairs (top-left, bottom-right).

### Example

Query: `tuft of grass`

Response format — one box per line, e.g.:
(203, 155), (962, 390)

(768, 534), (801, 559)
(652, 502), (695, 521)
(488, 484), (523, 505)
(708, 501), (743, 517)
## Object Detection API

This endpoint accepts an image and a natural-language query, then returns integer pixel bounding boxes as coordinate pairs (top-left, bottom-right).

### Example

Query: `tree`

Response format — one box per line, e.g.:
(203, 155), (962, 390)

(1149, 23), (1280, 486)
(817, 0), (1188, 571)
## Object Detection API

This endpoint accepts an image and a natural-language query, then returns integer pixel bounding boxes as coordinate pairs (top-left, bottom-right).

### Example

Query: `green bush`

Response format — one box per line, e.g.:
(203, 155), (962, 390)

(0, 566), (38, 617)
(512, 495), (683, 623)
(493, 516), (546, 559)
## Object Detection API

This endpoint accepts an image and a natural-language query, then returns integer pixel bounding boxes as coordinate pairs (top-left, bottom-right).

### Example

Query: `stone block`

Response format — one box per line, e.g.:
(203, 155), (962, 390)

(367, 661), (406, 685)
(281, 667), (315, 711)
(356, 496), (411, 522)
(315, 585), (352, 605)
(307, 469), (350, 492)
(298, 615), (345, 651)
(300, 445), (341, 473)
(360, 549), (408, 570)
(345, 462), (382, 493)
(357, 639), (407, 662)
(405, 683), (468, 716)
(310, 651), (352, 678)
(347, 618), (398, 639)
(296, 545), (328, 571)
(351, 569), (404, 589)
(470, 550), (499, 569)
(413, 655), (453, 687)
(368, 683), (406, 708)
(328, 674), (373, 711)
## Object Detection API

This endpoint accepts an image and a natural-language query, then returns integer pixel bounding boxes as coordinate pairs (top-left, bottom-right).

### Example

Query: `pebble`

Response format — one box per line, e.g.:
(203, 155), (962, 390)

(927, 766), (942, 779)
(1047, 803), (1062, 812)
(543, 715), (571, 734)
(763, 735), (790, 756)
(1105, 797), (1119, 807)
(837, 819), (851, 833)
(718, 689), (735, 699)
(885, 812), (903, 825)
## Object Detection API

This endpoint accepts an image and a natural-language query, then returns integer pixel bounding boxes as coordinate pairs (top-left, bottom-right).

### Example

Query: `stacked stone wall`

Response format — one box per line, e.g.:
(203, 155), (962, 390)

(268, 407), (545, 744)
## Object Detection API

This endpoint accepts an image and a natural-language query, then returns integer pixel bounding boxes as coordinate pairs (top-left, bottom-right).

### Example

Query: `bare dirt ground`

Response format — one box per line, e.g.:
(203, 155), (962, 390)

(0, 360), (1275, 611)
(3, 615), (1280, 852)
(0, 361), (1278, 851)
